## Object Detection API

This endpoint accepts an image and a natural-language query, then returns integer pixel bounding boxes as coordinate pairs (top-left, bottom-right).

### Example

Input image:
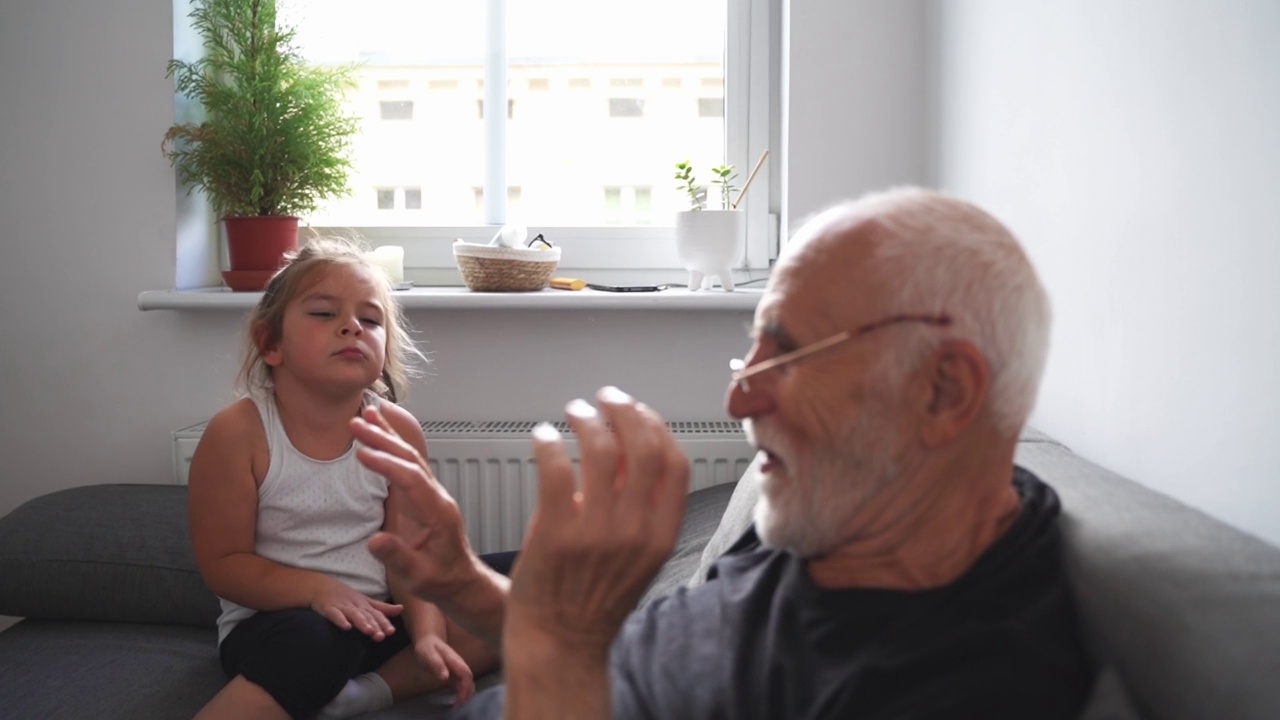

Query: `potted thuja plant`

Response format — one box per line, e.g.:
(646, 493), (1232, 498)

(164, 0), (358, 290)
(673, 161), (744, 291)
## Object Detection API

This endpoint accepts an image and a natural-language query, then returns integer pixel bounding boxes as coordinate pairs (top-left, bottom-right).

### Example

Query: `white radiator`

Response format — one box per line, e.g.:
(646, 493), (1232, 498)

(422, 420), (752, 554)
(174, 419), (754, 554)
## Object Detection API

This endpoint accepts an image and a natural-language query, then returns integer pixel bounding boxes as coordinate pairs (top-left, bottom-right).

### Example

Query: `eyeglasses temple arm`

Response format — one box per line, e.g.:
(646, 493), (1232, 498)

(730, 330), (853, 385)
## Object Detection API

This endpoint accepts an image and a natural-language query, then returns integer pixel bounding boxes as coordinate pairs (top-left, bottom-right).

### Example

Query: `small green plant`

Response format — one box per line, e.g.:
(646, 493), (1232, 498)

(674, 161), (738, 210)
(674, 160), (704, 210)
(710, 164), (738, 210)
(163, 0), (359, 218)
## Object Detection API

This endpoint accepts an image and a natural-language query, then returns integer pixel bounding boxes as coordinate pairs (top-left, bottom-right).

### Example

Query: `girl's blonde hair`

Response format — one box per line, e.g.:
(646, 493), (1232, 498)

(236, 238), (425, 402)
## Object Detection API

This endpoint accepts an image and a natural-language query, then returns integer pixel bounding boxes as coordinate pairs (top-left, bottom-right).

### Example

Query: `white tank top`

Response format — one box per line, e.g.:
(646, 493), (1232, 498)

(215, 393), (391, 644)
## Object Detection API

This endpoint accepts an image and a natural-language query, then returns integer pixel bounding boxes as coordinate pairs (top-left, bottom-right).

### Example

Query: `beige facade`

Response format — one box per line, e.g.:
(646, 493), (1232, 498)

(312, 62), (726, 228)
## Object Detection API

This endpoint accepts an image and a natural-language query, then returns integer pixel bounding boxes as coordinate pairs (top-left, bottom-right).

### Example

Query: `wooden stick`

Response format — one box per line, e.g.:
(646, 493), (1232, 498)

(731, 149), (770, 209)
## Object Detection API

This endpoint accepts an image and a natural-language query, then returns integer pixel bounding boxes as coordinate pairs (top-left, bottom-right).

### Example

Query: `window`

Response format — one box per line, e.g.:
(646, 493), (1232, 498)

(473, 187), (523, 220)
(698, 98), (724, 118)
(603, 186), (654, 225)
(376, 188), (395, 210)
(608, 98), (644, 118)
(404, 188), (422, 210)
(379, 100), (414, 120)
(280, 0), (775, 276)
(376, 187), (422, 210)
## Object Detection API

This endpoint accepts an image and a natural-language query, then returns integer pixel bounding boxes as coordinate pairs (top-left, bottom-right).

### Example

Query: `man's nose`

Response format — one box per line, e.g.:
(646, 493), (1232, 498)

(725, 369), (775, 420)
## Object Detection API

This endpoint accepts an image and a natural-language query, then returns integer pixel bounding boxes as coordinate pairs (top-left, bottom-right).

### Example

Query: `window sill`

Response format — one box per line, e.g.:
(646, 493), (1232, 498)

(137, 285), (764, 311)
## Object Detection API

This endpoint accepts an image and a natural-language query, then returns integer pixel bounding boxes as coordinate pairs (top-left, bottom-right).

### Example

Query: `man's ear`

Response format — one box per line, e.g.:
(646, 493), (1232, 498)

(919, 340), (990, 446)
(252, 321), (283, 368)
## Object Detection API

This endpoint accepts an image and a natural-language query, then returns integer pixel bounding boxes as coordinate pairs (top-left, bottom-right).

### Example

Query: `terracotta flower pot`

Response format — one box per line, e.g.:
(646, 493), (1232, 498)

(221, 216), (299, 291)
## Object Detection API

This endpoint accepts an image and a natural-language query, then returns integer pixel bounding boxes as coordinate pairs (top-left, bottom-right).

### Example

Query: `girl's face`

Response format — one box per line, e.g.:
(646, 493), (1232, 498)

(263, 263), (389, 398)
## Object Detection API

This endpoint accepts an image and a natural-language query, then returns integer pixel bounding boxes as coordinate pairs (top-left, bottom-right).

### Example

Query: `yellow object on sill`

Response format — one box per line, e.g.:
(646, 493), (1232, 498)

(550, 277), (586, 291)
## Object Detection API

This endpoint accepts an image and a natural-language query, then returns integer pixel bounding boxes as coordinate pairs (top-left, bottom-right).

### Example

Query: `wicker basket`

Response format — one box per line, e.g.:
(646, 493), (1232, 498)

(453, 242), (561, 292)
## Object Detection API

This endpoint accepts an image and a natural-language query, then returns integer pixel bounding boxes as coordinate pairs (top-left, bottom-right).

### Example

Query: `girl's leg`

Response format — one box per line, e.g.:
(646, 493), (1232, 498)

(216, 609), (369, 720)
(194, 675), (291, 720)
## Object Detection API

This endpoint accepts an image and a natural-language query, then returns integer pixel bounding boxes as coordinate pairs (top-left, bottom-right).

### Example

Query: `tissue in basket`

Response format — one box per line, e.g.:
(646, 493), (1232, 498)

(453, 241), (562, 292)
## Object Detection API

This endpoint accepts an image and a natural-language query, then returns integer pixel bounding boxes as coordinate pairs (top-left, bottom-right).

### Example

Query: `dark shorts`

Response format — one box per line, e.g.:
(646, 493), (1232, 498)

(478, 550), (519, 577)
(219, 608), (410, 720)
(220, 555), (516, 719)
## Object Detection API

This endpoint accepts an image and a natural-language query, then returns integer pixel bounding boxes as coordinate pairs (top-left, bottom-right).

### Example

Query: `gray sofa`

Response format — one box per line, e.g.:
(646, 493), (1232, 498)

(1, 428), (1277, 719)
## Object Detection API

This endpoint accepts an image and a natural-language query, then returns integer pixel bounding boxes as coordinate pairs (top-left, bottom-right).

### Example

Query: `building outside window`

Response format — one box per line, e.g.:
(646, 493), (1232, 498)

(274, 0), (772, 274)
(404, 187), (422, 210)
(378, 100), (414, 120)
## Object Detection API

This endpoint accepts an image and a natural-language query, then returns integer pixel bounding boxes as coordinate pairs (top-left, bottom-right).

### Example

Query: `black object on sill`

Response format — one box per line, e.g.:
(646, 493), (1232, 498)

(586, 283), (669, 293)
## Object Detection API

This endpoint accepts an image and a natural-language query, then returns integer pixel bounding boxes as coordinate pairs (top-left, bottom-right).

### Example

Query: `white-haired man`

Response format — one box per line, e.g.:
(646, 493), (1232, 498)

(351, 188), (1093, 719)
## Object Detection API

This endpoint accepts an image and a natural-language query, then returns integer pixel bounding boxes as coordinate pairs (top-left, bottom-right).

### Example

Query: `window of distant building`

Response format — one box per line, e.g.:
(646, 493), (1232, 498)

(379, 100), (414, 120)
(261, 0), (775, 276)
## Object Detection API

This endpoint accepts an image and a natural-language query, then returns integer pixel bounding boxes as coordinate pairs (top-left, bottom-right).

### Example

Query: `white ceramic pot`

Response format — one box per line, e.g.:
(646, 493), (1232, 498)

(674, 209), (745, 291)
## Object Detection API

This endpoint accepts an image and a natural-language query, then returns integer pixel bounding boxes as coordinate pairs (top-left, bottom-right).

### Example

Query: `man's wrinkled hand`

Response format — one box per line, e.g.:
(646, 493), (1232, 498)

(505, 386), (690, 660)
(351, 407), (476, 602)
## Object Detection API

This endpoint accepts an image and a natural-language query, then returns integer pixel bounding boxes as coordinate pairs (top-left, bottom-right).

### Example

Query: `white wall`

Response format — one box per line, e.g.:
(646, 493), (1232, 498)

(785, 0), (931, 229)
(0, 0), (752, 521)
(933, 1), (1280, 546)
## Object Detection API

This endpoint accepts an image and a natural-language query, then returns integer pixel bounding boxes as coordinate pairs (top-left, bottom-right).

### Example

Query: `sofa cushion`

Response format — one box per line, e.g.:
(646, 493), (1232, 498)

(0, 484), (219, 627)
(1016, 440), (1280, 720)
(1077, 666), (1143, 720)
(688, 454), (763, 588)
(0, 619), (224, 718)
(638, 481), (738, 607)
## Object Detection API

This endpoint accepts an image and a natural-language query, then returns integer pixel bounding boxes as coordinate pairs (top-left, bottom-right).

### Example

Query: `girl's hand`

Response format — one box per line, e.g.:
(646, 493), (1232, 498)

(414, 634), (476, 705)
(310, 577), (403, 640)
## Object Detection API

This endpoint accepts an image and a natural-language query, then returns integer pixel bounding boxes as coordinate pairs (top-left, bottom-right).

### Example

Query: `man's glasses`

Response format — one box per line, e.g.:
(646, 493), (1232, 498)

(728, 314), (953, 393)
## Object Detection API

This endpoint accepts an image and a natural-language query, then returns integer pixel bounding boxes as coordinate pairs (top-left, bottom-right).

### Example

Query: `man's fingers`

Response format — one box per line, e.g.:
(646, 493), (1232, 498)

(356, 446), (449, 528)
(531, 422), (576, 520)
(351, 414), (423, 467)
(369, 531), (439, 601)
(564, 399), (618, 510)
(363, 404), (397, 433)
(597, 387), (667, 509)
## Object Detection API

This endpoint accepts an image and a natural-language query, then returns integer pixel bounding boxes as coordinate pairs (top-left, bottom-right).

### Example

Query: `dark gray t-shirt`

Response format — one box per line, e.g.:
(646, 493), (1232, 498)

(451, 469), (1091, 719)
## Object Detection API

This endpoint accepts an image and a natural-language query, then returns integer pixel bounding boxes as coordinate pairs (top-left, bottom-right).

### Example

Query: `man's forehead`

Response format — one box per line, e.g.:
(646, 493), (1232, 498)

(760, 223), (887, 331)
(752, 281), (832, 343)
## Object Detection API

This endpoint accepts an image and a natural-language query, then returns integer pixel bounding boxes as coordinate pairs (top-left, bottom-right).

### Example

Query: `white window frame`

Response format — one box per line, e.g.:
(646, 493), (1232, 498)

(303, 0), (779, 285)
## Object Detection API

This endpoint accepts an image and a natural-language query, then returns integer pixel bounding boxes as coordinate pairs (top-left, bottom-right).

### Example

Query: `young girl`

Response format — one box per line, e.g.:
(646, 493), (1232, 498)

(188, 239), (496, 720)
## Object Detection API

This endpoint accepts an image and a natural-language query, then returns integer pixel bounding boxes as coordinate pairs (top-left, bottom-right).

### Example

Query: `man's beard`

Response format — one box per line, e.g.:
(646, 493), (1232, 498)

(744, 400), (907, 558)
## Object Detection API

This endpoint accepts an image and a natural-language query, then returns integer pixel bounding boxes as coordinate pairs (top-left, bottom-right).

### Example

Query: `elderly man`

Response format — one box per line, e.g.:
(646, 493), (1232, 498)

(350, 187), (1092, 719)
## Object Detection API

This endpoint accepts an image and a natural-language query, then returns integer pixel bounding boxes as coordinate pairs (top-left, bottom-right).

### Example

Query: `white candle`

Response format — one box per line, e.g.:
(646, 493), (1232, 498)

(366, 246), (404, 284)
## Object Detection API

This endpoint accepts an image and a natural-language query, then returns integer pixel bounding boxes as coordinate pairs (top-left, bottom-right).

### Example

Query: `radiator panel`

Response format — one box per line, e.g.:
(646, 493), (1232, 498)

(174, 419), (754, 555)
(423, 421), (754, 554)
